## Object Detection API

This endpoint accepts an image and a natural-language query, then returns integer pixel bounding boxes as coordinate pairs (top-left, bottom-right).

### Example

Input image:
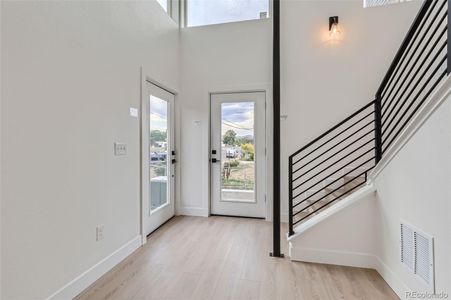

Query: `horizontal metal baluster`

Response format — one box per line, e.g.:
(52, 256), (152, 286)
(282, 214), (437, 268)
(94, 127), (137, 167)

(382, 10), (447, 117)
(377, 0), (434, 97)
(383, 27), (447, 122)
(382, 55), (447, 144)
(293, 173), (373, 225)
(293, 168), (374, 220)
(293, 111), (374, 167)
(380, 0), (440, 103)
(292, 112), (374, 167)
(382, 28), (447, 127)
(293, 156), (375, 208)
(382, 41), (447, 135)
(292, 145), (375, 200)
(293, 130), (374, 181)
(289, 100), (376, 160)
(383, 69), (447, 153)
(293, 120), (374, 177)
(292, 139), (374, 194)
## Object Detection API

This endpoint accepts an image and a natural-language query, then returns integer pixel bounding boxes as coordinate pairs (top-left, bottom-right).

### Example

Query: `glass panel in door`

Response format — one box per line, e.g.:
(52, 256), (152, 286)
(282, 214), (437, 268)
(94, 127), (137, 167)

(220, 102), (255, 202)
(149, 95), (169, 212)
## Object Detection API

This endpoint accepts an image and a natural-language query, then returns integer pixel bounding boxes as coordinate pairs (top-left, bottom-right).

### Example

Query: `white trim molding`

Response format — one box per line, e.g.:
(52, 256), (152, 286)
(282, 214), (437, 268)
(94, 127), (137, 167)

(46, 236), (142, 300)
(289, 246), (378, 269)
(177, 206), (209, 217)
(289, 246), (409, 300)
(375, 257), (411, 300)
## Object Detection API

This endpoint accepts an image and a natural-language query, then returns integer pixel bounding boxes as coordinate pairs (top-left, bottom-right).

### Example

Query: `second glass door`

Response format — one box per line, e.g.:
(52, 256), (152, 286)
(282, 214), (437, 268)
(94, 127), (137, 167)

(143, 82), (175, 236)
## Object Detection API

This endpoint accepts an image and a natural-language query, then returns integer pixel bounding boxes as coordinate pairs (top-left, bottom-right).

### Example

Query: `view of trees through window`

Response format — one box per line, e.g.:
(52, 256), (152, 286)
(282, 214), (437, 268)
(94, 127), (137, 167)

(221, 102), (255, 202)
(149, 96), (169, 210)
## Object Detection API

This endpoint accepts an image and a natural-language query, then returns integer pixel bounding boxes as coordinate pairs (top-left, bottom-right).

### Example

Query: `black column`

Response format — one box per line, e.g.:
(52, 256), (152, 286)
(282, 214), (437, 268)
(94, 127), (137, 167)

(271, 0), (283, 258)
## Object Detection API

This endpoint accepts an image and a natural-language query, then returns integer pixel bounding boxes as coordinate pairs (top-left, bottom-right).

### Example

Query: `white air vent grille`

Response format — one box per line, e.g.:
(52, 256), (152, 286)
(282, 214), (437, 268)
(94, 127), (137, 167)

(401, 223), (414, 270)
(415, 232), (431, 284)
(400, 222), (435, 291)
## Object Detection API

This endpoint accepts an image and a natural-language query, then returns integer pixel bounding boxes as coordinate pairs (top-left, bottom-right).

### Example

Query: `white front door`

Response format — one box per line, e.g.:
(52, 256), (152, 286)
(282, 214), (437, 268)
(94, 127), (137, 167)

(210, 92), (266, 218)
(142, 82), (176, 236)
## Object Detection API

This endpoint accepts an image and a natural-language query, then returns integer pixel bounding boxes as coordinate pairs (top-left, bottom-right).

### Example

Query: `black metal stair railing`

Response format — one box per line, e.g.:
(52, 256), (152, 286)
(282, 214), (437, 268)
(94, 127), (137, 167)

(288, 101), (377, 235)
(288, 0), (449, 236)
(378, 0), (448, 154)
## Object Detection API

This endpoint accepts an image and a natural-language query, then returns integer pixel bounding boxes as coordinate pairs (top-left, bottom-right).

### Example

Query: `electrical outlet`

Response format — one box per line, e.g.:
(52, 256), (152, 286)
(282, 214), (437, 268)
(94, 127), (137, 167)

(114, 143), (127, 156)
(96, 224), (104, 241)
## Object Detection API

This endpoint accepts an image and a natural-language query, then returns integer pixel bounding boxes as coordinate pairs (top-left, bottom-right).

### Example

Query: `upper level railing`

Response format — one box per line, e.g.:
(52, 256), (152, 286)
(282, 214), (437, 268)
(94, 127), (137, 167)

(288, 0), (449, 236)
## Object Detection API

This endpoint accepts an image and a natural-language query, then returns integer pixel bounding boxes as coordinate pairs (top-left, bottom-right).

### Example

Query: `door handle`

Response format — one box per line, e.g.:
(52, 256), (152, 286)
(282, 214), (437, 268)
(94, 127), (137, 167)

(211, 158), (221, 163)
(172, 159), (177, 164)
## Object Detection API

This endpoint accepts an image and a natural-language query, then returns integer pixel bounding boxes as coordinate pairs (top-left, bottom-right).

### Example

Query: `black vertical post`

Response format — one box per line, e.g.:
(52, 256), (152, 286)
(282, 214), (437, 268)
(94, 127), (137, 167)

(447, 0), (451, 75)
(288, 156), (294, 236)
(271, 0), (283, 258)
(374, 95), (382, 163)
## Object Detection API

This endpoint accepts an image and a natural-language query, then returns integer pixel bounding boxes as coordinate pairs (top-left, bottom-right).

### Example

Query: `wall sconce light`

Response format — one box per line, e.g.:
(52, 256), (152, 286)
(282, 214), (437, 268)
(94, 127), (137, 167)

(329, 16), (341, 40)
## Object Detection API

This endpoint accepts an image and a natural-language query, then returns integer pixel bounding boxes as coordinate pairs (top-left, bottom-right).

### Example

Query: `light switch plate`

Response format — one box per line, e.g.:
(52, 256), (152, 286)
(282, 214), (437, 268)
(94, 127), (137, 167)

(96, 224), (104, 241)
(129, 107), (139, 118)
(114, 143), (127, 156)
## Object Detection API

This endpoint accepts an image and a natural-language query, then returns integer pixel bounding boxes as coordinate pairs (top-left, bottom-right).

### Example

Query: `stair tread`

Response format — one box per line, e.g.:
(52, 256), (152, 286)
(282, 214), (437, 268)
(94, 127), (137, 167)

(293, 171), (368, 225)
(295, 182), (367, 223)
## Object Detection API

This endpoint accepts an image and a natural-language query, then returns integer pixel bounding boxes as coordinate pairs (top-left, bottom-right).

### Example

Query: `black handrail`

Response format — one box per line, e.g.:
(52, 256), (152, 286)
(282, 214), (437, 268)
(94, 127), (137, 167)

(290, 100), (376, 159)
(288, 0), (449, 236)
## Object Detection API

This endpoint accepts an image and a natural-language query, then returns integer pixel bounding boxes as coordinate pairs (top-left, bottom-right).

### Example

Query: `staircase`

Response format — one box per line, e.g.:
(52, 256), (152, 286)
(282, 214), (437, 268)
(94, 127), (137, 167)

(288, 0), (449, 236)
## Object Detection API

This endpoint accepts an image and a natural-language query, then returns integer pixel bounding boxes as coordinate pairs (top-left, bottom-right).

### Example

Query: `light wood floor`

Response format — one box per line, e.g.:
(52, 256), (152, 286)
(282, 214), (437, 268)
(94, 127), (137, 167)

(76, 216), (398, 300)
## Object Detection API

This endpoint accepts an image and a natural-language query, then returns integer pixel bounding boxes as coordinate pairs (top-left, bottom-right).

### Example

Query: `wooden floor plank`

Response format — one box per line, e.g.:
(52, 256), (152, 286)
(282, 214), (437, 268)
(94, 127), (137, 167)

(75, 216), (398, 300)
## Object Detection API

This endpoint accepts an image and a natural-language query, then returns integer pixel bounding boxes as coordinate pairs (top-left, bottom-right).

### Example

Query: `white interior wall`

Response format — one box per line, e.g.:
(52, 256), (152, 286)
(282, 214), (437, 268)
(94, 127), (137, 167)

(177, 1), (421, 220)
(289, 191), (378, 268)
(1, 1), (179, 299)
(178, 20), (272, 217)
(280, 0), (422, 221)
(2, 0), (443, 298)
(374, 95), (451, 296)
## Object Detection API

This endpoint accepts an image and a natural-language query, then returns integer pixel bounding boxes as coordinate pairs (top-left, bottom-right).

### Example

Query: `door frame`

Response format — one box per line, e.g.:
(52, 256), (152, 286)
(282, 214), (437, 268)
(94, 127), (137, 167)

(210, 92), (266, 218)
(207, 85), (273, 221)
(140, 70), (180, 245)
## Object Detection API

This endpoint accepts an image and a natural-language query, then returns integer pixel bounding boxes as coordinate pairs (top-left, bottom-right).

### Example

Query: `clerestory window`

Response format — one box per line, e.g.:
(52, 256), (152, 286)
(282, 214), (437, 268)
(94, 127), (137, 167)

(185, 0), (270, 27)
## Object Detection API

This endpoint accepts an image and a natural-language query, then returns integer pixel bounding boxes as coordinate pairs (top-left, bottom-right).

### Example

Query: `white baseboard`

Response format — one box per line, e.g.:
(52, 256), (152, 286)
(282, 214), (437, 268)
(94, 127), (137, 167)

(374, 256), (410, 300)
(288, 245), (408, 299)
(46, 235), (142, 300)
(281, 212), (288, 223)
(177, 206), (208, 217)
(289, 246), (378, 269)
